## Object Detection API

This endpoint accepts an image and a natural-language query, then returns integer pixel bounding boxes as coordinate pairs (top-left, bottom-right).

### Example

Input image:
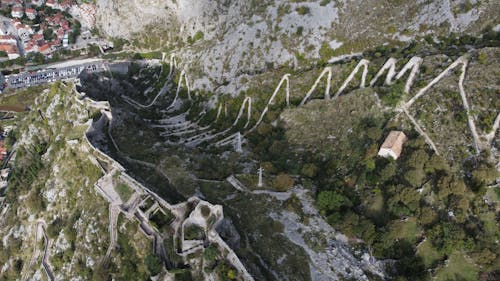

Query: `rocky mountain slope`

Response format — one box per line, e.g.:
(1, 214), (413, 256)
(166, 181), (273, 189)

(0, 82), (255, 281)
(1, 1), (498, 281)
(96, 0), (499, 94)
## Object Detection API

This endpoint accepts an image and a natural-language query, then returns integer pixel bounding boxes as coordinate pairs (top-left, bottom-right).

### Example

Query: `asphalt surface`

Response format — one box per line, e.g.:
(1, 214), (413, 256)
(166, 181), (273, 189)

(4, 61), (108, 89)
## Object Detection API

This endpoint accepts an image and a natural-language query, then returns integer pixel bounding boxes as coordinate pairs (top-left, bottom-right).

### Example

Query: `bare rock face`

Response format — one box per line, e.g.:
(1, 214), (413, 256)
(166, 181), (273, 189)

(96, 0), (172, 38)
(95, 0), (499, 94)
(215, 217), (241, 249)
(96, 0), (231, 39)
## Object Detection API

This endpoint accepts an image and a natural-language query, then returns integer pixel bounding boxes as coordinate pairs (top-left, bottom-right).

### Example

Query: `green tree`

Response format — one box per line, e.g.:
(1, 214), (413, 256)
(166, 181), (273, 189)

(404, 168), (425, 187)
(300, 163), (318, 178)
(471, 249), (497, 266)
(424, 154), (448, 174)
(419, 206), (437, 226)
(317, 190), (352, 213)
(47, 218), (64, 239)
(406, 149), (429, 170)
(437, 175), (467, 202)
(91, 265), (110, 281)
(145, 254), (162, 275)
(379, 161), (397, 182)
(43, 28), (54, 40)
(366, 126), (382, 141)
(203, 245), (218, 264)
(29, 52), (45, 64)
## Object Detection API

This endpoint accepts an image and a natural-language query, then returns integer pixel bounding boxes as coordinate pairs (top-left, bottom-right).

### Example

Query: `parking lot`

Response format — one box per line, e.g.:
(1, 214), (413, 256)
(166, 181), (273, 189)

(4, 62), (108, 89)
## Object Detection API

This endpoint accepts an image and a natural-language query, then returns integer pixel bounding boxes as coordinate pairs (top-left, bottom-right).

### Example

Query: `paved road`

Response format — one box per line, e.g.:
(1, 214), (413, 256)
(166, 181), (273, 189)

(4, 61), (108, 89)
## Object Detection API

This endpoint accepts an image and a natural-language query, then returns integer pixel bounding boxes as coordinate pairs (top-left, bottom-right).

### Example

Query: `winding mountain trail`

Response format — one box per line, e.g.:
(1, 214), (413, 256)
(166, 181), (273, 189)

(24, 220), (54, 281)
(122, 54), (191, 111)
(369, 56), (423, 93)
(37, 220), (55, 281)
(402, 107), (440, 154)
(486, 113), (500, 144)
(247, 74), (290, 134)
(300, 67), (332, 105)
(403, 56), (481, 153)
(121, 53), (498, 156)
(211, 56), (496, 154)
(233, 97), (252, 128)
(122, 73), (172, 109)
(332, 59), (370, 99)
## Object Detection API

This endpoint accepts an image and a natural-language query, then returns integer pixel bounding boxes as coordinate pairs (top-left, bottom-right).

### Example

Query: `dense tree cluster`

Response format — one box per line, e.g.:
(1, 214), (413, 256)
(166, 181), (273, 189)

(246, 106), (499, 279)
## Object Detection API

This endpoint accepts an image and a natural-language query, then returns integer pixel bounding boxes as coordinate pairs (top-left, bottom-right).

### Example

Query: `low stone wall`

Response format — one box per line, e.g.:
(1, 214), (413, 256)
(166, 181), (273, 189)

(75, 86), (255, 280)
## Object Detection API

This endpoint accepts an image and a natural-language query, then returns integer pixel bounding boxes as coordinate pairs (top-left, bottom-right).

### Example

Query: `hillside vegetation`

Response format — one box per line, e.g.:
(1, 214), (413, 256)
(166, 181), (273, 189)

(0, 83), (158, 280)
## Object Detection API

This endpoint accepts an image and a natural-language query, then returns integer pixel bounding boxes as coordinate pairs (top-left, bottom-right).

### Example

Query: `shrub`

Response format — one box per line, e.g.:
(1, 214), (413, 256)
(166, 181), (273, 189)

(193, 31), (204, 41)
(296, 26), (304, 36)
(317, 190), (352, 213)
(272, 173), (294, 191)
(300, 163), (318, 178)
(47, 218), (64, 239)
(200, 205), (211, 218)
(184, 224), (205, 241)
(320, 0), (330, 6)
(295, 6), (310, 15)
(145, 254), (162, 276)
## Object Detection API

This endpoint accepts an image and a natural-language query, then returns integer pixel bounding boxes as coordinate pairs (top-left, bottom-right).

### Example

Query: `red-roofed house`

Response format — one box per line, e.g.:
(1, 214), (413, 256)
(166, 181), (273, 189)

(56, 29), (64, 38)
(0, 43), (20, 59)
(50, 38), (61, 47)
(59, 0), (72, 10)
(38, 43), (51, 54)
(24, 40), (38, 53)
(61, 20), (70, 31)
(0, 35), (17, 44)
(11, 6), (24, 18)
(0, 0), (16, 5)
(53, 13), (63, 25)
(46, 0), (55, 7)
(26, 8), (37, 20)
(32, 33), (44, 41)
(31, 0), (45, 7)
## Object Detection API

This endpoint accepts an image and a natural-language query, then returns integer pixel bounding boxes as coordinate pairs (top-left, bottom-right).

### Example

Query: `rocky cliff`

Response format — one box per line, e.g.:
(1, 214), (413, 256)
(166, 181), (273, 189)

(96, 0), (499, 94)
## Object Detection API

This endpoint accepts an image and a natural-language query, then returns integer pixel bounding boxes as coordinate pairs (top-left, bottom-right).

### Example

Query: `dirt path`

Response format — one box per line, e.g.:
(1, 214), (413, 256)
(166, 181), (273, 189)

(103, 204), (120, 263)
(247, 74), (290, 134)
(300, 67), (333, 105)
(486, 113), (500, 144)
(404, 56), (481, 154)
(34, 220), (55, 281)
(122, 76), (172, 109)
(111, 53), (494, 155)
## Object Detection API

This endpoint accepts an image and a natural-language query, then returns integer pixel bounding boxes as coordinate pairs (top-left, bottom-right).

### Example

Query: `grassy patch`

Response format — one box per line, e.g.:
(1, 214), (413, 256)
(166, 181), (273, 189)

(387, 217), (419, 244)
(434, 251), (478, 281)
(416, 239), (443, 267)
(0, 85), (47, 111)
(184, 224), (205, 241)
(150, 209), (175, 233)
(116, 182), (134, 202)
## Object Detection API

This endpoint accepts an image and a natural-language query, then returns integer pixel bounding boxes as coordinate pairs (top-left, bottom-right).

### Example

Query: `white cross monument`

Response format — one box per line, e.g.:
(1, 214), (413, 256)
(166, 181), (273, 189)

(235, 132), (243, 153)
(258, 166), (263, 188)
